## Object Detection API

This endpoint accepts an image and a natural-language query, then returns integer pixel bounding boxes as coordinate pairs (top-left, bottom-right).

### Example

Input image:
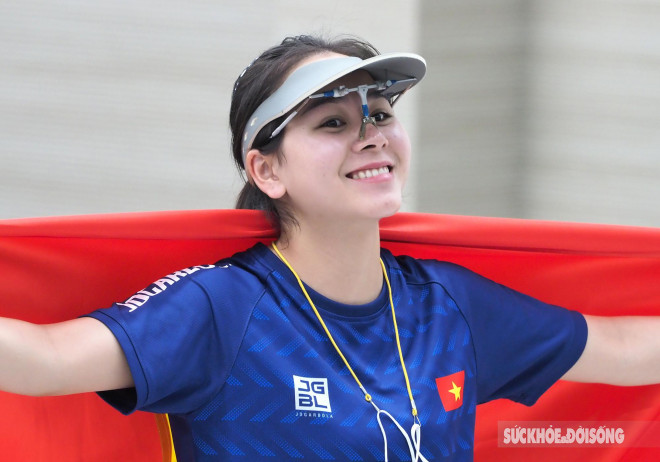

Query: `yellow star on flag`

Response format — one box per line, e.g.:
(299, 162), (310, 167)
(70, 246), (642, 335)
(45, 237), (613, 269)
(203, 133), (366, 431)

(436, 370), (465, 411)
(448, 381), (462, 401)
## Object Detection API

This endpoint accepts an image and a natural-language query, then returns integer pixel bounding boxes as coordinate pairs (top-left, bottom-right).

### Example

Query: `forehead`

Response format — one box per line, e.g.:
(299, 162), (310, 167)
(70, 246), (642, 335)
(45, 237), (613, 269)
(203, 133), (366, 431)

(288, 52), (376, 93)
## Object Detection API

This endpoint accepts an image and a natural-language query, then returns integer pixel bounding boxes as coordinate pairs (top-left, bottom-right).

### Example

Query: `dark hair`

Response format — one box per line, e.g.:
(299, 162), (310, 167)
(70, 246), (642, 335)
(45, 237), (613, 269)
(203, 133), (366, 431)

(230, 34), (380, 233)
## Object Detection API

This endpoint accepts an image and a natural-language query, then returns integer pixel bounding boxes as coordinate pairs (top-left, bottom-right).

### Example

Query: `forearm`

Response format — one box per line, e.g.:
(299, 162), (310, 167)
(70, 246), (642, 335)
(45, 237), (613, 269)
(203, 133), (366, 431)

(0, 316), (56, 396)
(615, 316), (660, 385)
(0, 316), (134, 396)
(564, 315), (660, 386)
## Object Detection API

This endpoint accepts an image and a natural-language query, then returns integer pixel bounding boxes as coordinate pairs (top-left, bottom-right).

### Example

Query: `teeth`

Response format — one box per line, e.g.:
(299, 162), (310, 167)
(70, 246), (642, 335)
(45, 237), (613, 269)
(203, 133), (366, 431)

(351, 166), (390, 180)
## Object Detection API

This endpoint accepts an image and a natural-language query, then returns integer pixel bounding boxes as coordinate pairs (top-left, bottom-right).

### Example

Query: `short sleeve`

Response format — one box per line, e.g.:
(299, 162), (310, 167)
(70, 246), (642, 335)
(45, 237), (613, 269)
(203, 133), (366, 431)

(439, 263), (588, 406)
(85, 265), (227, 415)
(394, 256), (589, 407)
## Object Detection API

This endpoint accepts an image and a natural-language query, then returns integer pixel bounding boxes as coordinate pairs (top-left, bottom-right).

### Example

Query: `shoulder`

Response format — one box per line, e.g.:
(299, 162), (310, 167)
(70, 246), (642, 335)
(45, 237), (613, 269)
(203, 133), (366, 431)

(116, 244), (272, 313)
(186, 243), (274, 299)
(385, 250), (490, 291)
(382, 249), (543, 319)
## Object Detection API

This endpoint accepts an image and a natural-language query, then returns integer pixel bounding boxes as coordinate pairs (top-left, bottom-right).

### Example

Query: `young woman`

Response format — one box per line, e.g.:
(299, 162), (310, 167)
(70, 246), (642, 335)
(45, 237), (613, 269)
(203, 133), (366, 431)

(1, 35), (659, 461)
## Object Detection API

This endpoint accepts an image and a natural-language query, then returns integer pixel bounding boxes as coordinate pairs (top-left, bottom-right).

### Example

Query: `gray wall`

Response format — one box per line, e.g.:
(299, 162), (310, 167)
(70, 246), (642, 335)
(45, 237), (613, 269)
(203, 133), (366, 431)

(524, 0), (660, 226)
(0, 1), (418, 218)
(417, 0), (660, 226)
(417, 0), (528, 219)
(2, 1), (658, 227)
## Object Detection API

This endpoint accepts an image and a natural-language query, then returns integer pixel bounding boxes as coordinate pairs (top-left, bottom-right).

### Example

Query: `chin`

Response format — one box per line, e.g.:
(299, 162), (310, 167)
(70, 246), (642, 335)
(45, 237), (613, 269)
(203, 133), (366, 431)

(371, 198), (402, 221)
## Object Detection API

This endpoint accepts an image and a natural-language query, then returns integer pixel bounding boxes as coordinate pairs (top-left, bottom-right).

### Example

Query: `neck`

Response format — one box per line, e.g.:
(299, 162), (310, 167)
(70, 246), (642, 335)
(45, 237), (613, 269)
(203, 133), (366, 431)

(274, 218), (383, 305)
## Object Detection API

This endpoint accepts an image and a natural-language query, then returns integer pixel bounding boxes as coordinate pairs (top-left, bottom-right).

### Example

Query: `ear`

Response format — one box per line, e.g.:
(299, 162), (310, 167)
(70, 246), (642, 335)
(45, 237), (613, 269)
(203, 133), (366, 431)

(245, 149), (286, 199)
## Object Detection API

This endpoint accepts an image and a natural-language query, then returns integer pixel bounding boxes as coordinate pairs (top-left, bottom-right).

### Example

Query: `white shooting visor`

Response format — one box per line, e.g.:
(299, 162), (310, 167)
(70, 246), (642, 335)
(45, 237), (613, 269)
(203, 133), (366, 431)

(240, 52), (426, 164)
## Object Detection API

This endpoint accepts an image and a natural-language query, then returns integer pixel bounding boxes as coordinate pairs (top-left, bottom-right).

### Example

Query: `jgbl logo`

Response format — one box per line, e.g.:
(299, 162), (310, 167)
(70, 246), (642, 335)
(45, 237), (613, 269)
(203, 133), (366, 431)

(293, 375), (332, 412)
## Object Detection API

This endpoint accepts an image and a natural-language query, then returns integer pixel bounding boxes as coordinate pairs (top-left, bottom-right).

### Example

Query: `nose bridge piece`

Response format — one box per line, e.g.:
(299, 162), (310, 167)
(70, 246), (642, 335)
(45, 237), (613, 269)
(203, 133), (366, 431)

(359, 116), (378, 140)
(357, 84), (377, 140)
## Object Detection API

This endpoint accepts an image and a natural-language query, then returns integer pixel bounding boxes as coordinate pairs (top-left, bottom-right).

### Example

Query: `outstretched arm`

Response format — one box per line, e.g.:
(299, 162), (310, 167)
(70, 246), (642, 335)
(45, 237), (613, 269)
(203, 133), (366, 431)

(563, 315), (660, 385)
(0, 316), (133, 396)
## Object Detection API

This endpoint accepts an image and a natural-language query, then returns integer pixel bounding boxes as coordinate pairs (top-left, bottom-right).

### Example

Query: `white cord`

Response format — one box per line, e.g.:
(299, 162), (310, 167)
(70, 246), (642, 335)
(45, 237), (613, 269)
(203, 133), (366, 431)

(370, 401), (430, 462)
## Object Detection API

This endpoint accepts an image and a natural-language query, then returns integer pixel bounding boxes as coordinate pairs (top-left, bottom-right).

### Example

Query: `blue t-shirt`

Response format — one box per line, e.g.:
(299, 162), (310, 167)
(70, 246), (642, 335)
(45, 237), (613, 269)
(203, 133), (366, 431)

(87, 243), (587, 461)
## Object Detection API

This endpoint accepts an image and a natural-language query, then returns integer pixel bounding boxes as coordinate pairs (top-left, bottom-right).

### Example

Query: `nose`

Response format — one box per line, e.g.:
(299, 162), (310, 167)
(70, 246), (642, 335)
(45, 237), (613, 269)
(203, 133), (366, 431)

(354, 118), (388, 152)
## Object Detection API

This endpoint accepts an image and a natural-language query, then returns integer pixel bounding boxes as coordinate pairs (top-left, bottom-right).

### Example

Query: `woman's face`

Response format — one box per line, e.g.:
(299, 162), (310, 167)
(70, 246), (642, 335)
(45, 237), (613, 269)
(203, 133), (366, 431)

(270, 54), (412, 226)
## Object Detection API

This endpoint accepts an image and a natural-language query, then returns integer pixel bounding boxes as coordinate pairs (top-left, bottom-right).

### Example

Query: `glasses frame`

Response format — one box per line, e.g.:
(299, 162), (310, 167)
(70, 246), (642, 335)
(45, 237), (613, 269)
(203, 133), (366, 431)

(268, 78), (416, 140)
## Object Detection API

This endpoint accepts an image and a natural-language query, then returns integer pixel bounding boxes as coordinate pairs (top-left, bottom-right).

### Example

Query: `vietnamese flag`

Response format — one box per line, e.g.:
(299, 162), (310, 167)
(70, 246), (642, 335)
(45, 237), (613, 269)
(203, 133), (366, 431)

(436, 370), (465, 412)
(1, 209), (659, 461)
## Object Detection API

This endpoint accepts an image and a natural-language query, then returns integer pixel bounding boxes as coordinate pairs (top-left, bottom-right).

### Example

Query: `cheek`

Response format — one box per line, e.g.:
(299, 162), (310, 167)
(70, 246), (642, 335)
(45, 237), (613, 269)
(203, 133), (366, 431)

(278, 138), (337, 189)
(293, 138), (343, 173)
(388, 124), (412, 163)
(386, 125), (411, 189)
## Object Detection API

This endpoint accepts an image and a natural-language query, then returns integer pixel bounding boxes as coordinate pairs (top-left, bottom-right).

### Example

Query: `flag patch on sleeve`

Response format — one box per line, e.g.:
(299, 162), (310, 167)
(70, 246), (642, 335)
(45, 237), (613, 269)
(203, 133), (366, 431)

(436, 370), (464, 412)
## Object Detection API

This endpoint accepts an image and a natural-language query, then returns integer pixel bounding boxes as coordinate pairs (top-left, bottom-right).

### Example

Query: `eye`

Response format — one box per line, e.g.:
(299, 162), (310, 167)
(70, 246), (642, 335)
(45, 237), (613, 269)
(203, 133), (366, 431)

(372, 111), (393, 123)
(320, 117), (345, 129)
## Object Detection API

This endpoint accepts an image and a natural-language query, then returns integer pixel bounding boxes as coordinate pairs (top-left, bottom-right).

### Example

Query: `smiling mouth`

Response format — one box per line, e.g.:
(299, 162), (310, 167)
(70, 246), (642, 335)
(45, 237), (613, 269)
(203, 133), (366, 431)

(348, 166), (392, 180)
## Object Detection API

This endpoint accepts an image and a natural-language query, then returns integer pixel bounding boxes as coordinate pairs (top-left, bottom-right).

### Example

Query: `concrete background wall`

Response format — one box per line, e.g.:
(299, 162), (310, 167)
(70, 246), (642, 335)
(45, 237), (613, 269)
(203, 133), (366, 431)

(1, 1), (658, 227)
(524, 0), (660, 226)
(0, 0), (419, 217)
(417, 0), (660, 226)
(417, 0), (528, 219)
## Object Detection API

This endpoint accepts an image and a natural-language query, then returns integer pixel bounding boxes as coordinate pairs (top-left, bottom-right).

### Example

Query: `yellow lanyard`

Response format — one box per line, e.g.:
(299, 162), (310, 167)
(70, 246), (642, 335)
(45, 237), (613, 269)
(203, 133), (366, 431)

(271, 243), (418, 418)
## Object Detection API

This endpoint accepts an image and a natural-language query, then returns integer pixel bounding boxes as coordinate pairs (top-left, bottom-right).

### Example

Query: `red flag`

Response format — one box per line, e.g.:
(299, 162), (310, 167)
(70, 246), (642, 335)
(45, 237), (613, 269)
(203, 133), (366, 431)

(1, 210), (659, 461)
(436, 370), (465, 412)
